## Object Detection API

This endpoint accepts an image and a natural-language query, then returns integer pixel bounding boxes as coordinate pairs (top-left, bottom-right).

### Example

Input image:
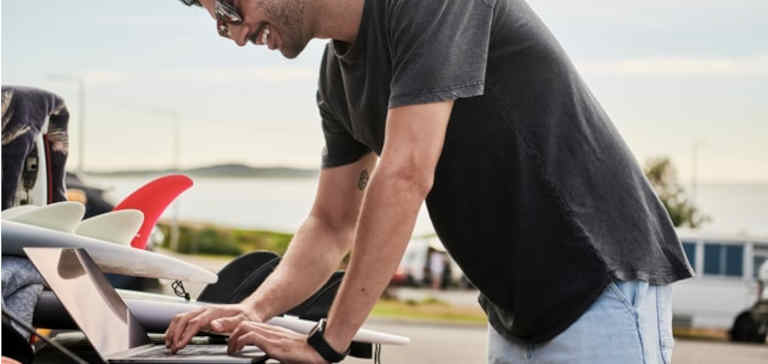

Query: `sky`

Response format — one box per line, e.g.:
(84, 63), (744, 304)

(2, 0), (767, 183)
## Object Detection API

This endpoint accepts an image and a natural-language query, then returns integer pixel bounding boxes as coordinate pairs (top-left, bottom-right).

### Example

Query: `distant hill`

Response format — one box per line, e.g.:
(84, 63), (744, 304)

(84, 163), (318, 179)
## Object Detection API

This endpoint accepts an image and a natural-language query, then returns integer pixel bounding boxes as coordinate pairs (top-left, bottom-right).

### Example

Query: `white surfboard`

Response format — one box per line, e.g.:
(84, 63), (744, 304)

(1, 205), (41, 219)
(112, 290), (410, 345)
(2, 220), (218, 283)
(75, 209), (144, 245)
(5, 201), (85, 232)
(121, 298), (411, 346)
(116, 289), (192, 304)
(111, 291), (409, 345)
(271, 315), (410, 346)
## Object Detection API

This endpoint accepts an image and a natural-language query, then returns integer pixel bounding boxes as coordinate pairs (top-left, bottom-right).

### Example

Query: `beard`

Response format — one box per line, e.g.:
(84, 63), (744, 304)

(262, 0), (309, 58)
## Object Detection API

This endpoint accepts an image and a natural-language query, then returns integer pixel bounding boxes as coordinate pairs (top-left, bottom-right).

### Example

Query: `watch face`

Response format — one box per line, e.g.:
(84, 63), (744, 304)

(308, 323), (320, 337)
(308, 318), (326, 338)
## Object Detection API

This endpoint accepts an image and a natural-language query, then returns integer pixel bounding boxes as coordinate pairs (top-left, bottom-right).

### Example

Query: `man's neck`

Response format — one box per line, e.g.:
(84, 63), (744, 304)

(308, 0), (364, 44)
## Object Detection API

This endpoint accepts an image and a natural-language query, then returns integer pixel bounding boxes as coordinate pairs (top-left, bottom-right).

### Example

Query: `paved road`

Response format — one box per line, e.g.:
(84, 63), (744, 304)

(346, 320), (768, 364)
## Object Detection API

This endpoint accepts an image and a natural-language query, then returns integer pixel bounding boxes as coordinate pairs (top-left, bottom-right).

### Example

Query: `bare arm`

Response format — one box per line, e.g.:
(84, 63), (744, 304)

(322, 100), (453, 352)
(226, 101), (453, 361)
(225, 101), (453, 362)
(166, 153), (376, 351)
(241, 153), (378, 321)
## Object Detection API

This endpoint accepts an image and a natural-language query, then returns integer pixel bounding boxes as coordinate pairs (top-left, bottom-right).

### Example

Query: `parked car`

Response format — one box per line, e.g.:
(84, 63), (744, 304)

(673, 229), (768, 343)
(731, 260), (768, 343)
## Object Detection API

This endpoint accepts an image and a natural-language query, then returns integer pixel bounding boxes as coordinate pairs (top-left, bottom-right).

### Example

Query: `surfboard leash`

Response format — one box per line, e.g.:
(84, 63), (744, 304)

(2, 308), (88, 364)
(171, 280), (191, 301)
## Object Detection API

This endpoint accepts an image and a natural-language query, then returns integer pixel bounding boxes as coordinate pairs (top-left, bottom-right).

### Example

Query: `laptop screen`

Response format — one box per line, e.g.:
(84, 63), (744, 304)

(26, 248), (150, 359)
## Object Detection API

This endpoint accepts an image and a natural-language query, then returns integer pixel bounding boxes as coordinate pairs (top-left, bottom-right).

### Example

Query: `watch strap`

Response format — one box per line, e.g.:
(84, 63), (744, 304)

(307, 319), (348, 363)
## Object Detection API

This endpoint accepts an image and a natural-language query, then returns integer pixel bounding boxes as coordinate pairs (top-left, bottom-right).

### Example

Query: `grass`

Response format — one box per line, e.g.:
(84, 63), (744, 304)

(157, 221), (293, 256)
(371, 298), (487, 325)
(673, 327), (729, 341)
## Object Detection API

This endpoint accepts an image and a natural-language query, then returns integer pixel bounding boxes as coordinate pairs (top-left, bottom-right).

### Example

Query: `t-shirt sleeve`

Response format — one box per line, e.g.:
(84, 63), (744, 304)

(317, 91), (370, 168)
(387, 0), (496, 108)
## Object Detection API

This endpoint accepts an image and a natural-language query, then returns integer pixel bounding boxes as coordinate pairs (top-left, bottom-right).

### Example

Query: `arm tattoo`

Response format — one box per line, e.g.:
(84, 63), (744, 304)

(357, 168), (370, 191)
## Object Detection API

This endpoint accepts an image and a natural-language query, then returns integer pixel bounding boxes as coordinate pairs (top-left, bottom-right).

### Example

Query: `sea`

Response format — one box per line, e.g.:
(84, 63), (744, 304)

(85, 176), (768, 238)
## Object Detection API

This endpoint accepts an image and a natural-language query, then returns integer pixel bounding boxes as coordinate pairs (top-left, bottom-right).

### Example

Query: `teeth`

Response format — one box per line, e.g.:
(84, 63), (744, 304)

(262, 26), (270, 44)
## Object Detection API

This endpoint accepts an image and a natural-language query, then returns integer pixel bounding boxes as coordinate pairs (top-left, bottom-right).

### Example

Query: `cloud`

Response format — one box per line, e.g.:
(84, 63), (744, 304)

(533, 0), (768, 19)
(85, 56), (768, 84)
(578, 55), (768, 76)
(84, 66), (316, 84)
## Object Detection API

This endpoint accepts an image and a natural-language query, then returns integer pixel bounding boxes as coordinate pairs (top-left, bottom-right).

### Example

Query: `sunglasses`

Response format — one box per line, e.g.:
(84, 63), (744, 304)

(180, 0), (243, 38)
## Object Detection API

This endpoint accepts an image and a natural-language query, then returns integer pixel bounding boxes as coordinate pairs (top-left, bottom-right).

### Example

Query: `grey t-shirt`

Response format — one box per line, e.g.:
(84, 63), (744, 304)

(317, 0), (694, 343)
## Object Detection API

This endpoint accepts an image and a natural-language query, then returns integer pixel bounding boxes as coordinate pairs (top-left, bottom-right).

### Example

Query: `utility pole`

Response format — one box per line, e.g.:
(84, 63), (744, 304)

(154, 110), (182, 252)
(171, 111), (181, 252)
(691, 141), (705, 206)
(77, 78), (86, 174)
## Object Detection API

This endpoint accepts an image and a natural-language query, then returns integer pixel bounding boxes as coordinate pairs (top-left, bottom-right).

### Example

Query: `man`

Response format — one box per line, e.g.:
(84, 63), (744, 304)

(167, 0), (694, 363)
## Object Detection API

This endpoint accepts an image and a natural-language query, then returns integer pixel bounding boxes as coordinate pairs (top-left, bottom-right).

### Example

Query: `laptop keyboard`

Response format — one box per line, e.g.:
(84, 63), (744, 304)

(131, 344), (265, 358)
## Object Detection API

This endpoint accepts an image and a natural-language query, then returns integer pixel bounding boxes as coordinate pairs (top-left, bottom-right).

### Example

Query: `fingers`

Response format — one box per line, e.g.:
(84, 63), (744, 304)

(211, 315), (245, 333)
(175, 314), (212, 352)
(227, 321), (287, 354)
(228, 321), (259, 354)
(226, 323), (325, 364)
(165, 307), (204, 349)
(230, 331), (267, 354)
(171, 310), (201, 352)
(165, 306), (246, 353)
(170, 312), (194, 352)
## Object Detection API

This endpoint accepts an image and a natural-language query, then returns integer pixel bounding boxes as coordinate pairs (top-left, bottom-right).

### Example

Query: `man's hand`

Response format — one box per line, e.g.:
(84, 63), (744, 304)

(227, 322), (327, 364)
(164, 303), (260, 353)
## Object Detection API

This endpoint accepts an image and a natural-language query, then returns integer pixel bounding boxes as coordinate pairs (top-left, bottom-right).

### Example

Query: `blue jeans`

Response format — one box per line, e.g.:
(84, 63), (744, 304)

(488, 280), (674, 364)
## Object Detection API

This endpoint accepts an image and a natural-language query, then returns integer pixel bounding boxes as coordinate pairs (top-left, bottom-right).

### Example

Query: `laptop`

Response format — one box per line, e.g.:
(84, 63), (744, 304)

(25, 247), (268, 363)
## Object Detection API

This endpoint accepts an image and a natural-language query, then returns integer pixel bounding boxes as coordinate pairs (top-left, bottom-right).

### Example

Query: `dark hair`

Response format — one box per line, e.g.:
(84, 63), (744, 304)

(178, 0), (202, 6)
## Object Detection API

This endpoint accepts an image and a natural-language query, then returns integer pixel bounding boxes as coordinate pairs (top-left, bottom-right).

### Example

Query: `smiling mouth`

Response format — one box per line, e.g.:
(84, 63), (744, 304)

(249, 23), (274, 48)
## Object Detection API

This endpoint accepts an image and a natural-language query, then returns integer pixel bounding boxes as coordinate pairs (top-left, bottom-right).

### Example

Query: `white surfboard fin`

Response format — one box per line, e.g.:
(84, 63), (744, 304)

(75, 209), (144, 245)
(6, 201), (85, 232)
(2, 205), (41, 220)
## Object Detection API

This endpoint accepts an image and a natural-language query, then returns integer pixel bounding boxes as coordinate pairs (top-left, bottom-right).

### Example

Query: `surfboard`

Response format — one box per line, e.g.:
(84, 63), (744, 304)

(35, 291), (410, 346)
(117, 289), (192, 304)
(114, 290), (410, 345)
(126, 299), (410, 345)
(113, 174), (194, 250)
(4, 201), (85, 232)
(2, 220), (218, 283)
(75, 209), (144, 245)
(1, 204), (41, 219)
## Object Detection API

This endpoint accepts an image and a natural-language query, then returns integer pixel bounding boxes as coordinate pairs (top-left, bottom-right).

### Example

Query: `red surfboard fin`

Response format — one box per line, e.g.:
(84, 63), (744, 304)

(113, 174), (193, 250)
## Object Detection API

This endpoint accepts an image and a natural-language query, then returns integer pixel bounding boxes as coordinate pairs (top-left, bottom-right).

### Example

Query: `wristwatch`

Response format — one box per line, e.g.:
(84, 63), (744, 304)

(307, 319), (349, 363)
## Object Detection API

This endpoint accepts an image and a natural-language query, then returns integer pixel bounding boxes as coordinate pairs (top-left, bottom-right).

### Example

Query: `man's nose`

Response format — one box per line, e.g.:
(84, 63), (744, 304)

(229, 24), (249, 47)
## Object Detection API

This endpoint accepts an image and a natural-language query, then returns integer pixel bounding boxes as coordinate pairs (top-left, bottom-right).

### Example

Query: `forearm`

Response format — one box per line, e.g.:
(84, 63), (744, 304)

(324, 169), (428, 350)
(242, 214), (354, 321)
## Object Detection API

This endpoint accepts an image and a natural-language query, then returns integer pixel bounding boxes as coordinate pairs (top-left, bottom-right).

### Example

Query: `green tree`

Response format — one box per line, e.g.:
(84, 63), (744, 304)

(644, 157), (710, 228)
